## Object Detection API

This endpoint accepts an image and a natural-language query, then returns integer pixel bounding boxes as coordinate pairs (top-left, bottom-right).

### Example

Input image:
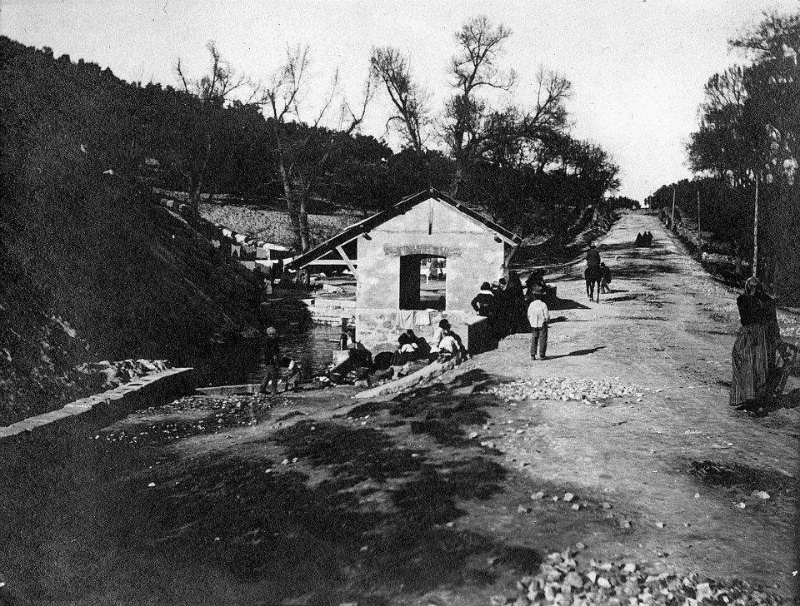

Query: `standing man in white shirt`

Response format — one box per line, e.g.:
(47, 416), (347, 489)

(527, 291), (550, 361)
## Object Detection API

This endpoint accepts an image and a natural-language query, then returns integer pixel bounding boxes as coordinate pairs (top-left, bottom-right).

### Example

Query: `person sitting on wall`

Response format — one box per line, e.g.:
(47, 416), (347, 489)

(472, 282), (497, 317)
(471, 281), (498, 339)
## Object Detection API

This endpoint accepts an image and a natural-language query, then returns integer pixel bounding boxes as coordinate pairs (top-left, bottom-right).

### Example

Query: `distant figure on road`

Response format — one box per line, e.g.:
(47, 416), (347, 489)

(528, 291), (550, 361)
(730, 277), (782, 413)
(259, 326), (281, 395)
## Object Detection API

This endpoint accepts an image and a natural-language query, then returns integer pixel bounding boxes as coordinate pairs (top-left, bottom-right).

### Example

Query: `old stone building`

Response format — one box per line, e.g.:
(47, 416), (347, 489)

(288, 189), (521, 354)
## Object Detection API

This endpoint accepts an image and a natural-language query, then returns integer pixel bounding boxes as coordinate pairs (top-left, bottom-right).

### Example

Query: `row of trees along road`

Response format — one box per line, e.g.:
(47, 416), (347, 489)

(646, 12), (799, 302)
(168, 16), (620, 252)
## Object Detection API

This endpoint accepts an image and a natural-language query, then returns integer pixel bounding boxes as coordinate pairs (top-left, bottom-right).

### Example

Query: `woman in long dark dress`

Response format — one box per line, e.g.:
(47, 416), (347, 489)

(730, 277), (781, 409)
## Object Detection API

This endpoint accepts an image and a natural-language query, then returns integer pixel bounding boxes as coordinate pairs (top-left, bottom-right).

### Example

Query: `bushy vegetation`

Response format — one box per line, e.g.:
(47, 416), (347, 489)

(646, 12), (799, 303)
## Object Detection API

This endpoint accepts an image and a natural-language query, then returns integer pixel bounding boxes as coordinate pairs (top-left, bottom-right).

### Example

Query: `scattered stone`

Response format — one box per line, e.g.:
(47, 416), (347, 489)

(736, 502), (746, 509)
(518, 505), (531, 514)
(656, 522), (665, 529)
(487, 377), (642, 407)
(147, 482), (156, 487)
(531, 491), (545, 500)
(623, 562), (637, 573)
(601, 502), (612, 509)
(575, 542), (586, 550)
(563, 492), (575, 502)
(571, 503), (581, 511)
(468, 431), (479, 439)
(751, 490), (770, 500)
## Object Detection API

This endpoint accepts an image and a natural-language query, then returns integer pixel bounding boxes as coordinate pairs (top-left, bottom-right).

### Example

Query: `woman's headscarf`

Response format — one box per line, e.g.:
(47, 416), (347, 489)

(744, 276), (762, 296)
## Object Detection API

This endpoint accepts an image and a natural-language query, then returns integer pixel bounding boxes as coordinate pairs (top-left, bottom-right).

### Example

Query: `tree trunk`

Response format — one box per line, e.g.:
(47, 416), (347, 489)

(450, 160), (464, 197)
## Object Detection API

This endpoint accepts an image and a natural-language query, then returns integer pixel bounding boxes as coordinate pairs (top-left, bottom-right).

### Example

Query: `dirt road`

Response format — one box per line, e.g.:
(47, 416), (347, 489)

(1, 212), (797, 605)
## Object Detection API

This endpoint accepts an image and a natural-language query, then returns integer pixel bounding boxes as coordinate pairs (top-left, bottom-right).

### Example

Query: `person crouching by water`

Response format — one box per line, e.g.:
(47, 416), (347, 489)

(259, 326), (281, 395)
(430, 319), (467, 362)
(730, 277), (782, 414)
(528, 290), (550, 361)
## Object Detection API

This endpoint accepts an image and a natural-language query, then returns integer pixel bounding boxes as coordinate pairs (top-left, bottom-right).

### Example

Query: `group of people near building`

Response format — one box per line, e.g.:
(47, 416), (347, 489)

(635, 231), (654, 247)
(468, 270), (556, 360)
(470, 271), (544, 338)
(388, 320), (468, 368)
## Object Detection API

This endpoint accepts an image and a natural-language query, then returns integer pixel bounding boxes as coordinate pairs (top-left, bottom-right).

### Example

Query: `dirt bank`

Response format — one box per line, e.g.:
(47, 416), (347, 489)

(1, 213), (796, 605)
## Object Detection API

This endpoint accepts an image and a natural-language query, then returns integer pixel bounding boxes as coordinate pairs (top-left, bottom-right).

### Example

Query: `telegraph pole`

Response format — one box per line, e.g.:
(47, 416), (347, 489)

(752, 175), (759, 278)
(671, 186), (676, 230)
(697, 190), (701, 246)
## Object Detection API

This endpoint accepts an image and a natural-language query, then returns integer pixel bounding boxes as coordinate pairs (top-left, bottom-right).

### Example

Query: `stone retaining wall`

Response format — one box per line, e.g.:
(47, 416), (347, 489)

(0, 368), (195, 442)
(199, 204), (361, 248)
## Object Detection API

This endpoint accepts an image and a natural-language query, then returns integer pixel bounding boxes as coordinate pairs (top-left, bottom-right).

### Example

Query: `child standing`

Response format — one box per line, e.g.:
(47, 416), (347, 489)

(527, 291), (550, 361)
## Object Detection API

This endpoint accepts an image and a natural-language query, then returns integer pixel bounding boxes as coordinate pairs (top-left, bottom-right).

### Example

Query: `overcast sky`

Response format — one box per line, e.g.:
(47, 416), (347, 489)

(2, 0), (794, 201)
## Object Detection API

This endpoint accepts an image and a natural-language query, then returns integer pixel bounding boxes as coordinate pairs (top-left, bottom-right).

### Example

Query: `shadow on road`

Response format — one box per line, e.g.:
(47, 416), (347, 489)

(0, 370), (543, 605)
(544, 346), (607, 360)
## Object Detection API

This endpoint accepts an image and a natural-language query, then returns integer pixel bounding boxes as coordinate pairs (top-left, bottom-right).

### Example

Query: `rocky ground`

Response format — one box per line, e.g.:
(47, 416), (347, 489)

(0, 213), (797, 606)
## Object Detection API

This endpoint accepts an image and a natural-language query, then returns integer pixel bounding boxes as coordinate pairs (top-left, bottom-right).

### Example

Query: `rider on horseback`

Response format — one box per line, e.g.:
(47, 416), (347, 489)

(585, 244), (603, 302)
(586, 244), (601, 269)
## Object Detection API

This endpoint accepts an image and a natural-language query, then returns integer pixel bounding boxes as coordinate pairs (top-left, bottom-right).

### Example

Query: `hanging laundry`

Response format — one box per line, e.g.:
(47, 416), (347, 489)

(231, 244), (241, 257)
(415, 310), (431, 326)
(222, 228), (233, 238)
(398, 310), (415, 329)
(235, 233), (248, 243)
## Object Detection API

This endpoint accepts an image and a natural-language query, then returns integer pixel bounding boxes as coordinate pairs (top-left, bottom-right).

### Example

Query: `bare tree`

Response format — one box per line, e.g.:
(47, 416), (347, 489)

(444, 15), (516, 195)
(177, 40), (251, 104)
(261, 46), (374, 254)
(370, 46), (430, 152)
(173, 41), (252, 218)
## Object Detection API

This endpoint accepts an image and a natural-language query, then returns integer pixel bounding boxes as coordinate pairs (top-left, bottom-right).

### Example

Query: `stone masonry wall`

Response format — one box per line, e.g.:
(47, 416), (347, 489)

(199, 203), (361, 247)
(354, 198), (506, 353)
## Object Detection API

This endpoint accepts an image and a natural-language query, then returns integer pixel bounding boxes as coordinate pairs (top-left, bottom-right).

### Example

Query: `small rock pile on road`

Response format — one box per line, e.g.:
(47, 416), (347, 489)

(496, 548), (784, 606)
(486, 378), (643, 406)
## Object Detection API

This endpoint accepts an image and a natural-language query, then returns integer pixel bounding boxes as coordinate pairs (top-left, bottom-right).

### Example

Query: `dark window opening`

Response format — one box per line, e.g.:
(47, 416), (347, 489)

(399, 255), (446, 311)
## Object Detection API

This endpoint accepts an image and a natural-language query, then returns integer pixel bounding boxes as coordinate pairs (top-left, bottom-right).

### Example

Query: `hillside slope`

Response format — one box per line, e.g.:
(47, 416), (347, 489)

(0, 38), (260, 424)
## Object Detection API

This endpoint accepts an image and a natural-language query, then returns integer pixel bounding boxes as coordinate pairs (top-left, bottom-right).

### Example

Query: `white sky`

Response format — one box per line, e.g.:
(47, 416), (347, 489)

(2, 0), (794, 201)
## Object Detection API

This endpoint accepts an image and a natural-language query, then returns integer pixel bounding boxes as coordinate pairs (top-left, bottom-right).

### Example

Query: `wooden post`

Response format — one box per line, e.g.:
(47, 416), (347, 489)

(752, 175), (759, 278)
(671, 186), (676, 230)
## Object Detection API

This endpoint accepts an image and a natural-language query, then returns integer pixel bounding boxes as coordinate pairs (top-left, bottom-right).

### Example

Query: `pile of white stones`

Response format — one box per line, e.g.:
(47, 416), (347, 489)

(495, 547), (783, 606)
(486, 377), (643, 406)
